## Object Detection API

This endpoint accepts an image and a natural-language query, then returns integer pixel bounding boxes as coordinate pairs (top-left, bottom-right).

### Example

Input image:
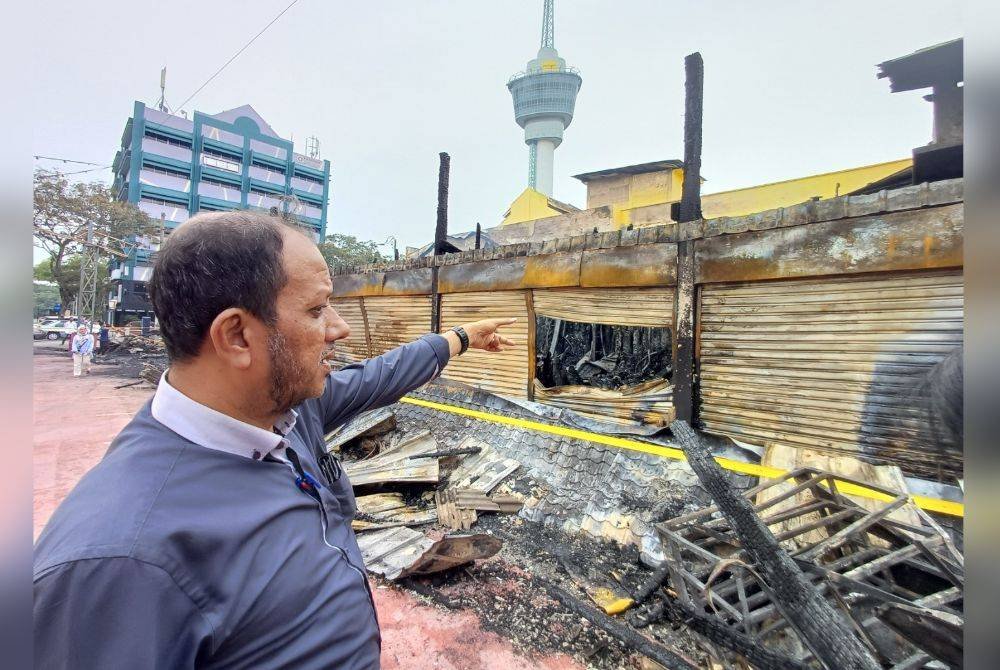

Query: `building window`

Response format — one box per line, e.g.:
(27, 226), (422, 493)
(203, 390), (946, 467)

(142, 164), (190, 178)
(252, 160), (285, 174)
(143, 130), (191, 149)
(201, 149), (241, 174)
(293, 171), (324, 186)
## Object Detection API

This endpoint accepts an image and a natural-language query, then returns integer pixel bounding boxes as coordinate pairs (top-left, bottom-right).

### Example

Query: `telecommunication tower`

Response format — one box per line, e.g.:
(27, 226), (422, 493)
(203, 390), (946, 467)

(507, 0), (582, 196)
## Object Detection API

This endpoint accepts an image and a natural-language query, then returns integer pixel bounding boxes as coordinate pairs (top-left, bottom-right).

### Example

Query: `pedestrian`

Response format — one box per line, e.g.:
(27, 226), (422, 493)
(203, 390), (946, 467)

(33, 211), (516, 669)
(98, 321), (110, 355)
(69, 324), (94, 376)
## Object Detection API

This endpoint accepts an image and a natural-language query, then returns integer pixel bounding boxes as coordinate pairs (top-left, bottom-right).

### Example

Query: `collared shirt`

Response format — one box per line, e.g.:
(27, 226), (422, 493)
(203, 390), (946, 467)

(34, 334), (451, 670)
(151, 371), (296, 463)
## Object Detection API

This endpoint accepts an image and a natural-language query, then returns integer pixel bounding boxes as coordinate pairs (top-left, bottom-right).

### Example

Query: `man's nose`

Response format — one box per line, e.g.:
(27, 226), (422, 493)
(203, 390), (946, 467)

(326, 307), (351, 341)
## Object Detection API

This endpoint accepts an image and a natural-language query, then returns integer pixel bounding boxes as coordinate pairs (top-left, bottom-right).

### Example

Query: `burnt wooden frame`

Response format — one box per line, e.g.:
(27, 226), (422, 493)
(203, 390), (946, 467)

(652, 468), (963, 668)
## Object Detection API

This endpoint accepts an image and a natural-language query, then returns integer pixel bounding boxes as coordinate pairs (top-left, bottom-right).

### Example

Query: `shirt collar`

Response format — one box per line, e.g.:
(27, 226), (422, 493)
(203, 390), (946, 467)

(151, 370), (298, 461)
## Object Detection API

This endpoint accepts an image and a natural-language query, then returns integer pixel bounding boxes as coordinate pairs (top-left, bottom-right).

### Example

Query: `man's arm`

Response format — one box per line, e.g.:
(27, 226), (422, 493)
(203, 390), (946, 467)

(318, 318), (516, 432)
(34, 558), (214, 670)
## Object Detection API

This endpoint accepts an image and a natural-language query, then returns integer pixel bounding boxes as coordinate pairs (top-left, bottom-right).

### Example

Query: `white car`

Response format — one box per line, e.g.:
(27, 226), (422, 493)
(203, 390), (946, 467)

(33, 320), (81, 341)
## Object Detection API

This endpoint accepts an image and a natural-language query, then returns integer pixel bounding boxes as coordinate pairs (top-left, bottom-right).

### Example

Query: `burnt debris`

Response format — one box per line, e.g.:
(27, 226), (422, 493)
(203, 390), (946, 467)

(535, 316), (672, 390)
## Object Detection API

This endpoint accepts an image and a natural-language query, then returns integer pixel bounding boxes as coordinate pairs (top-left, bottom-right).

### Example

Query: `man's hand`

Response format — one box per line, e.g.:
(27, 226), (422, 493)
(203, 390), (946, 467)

(443, 318), (517, 356)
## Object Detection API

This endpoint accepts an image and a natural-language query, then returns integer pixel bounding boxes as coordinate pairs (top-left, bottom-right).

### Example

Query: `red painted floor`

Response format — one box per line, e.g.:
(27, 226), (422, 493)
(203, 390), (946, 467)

(32, 344), (584, 669)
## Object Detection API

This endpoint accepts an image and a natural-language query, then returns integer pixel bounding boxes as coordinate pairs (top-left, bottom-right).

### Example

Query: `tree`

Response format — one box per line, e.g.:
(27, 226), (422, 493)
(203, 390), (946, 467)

(318, 233), (386, 271)
(33, 170), (154, 310)
(33, 282), (61, 318)
(33, 256), (110, 312)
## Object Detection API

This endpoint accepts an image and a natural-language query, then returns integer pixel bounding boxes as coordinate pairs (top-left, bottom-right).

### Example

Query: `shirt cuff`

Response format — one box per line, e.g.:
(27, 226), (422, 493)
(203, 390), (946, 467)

(420, 333), (452, 374)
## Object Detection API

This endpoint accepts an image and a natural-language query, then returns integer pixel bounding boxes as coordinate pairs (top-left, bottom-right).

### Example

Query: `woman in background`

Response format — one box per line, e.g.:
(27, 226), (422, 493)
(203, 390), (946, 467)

(70, 324), (94, 377)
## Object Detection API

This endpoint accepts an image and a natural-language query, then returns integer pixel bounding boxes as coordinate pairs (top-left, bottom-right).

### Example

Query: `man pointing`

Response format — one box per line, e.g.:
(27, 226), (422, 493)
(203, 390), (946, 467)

(34, 211), (516, 669)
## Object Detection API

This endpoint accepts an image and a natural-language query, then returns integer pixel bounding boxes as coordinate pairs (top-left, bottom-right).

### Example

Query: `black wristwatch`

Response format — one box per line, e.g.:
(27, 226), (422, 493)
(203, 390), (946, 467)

(449, 326), (470, 355)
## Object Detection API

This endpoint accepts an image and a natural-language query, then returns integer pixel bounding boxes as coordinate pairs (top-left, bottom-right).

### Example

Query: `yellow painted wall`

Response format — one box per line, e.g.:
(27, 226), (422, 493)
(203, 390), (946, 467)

(502, 187), (572, 226)
(699, 158), (913, 219)
(499, 158), (913, 231)
(591, 158), (911, 228)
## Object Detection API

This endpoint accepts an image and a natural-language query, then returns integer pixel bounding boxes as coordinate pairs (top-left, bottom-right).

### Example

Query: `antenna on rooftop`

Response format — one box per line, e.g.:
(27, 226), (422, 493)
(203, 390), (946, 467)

(306, 135), (321, 159)
(157, 67), (170, 113)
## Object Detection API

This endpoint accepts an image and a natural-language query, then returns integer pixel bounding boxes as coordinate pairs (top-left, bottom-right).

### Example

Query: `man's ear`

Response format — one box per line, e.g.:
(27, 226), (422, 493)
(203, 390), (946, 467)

(207, 308), (265, 370)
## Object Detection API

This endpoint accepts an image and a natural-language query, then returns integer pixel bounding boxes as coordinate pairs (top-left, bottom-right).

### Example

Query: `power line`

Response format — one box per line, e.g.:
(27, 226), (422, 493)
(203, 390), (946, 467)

(34, 155), (104, 166)
(176, 0), (302, 111)
(36, 164), (113, 178)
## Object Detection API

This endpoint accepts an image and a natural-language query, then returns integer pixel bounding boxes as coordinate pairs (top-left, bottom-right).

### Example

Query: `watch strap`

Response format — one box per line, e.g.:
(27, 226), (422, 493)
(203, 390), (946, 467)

(450, 326), (470, 355)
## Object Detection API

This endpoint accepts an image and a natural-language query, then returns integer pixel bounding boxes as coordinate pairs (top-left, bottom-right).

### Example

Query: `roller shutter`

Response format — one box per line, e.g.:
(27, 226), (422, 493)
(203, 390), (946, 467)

(440, 291), (529, 398)
(330, 297), (370, 364)
(698, 270), (963, 478)
(362, 295), (432, 356)
(532, 287), (675, 327)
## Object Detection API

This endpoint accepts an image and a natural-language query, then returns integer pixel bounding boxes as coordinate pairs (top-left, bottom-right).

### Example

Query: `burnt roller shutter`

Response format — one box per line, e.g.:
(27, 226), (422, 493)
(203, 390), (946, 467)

(532, 287), (676, 424)
(532, 287), (675, 327)
(362, 295), (432, 356)
(698, 270), (963, 478)
(330, 297), (370, 363)
(440, 291), (529, 398)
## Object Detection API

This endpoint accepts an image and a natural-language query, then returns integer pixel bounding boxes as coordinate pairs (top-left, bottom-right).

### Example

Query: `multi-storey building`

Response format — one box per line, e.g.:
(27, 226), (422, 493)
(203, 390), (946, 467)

(108, 101), (331, 325)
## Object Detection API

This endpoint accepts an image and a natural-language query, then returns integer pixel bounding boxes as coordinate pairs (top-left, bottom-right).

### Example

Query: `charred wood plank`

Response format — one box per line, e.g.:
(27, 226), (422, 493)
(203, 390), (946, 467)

(670, 419), (882, 670)
(546, 583), (699, 670)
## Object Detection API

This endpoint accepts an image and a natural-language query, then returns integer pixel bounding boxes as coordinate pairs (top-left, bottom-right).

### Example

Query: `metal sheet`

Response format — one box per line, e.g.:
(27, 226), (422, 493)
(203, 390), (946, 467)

(532, 287), (675, 327)
(362, 295), (433, 356)
(698, 270), (963, 477)
(330, 297), (369, 363)
(439, 291), (530, 398)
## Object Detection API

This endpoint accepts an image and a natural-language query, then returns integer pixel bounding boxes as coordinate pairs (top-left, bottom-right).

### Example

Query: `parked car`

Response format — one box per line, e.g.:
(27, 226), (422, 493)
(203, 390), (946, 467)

(33, 320), (79, 341)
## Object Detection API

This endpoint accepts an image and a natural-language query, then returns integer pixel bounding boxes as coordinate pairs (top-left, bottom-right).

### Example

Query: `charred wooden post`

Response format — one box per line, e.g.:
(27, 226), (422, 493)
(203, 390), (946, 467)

(673, 52), (703, 424)
(431, 152), (450, 332)
(670, 420), (882, 670)
(475, 222), (482, 249)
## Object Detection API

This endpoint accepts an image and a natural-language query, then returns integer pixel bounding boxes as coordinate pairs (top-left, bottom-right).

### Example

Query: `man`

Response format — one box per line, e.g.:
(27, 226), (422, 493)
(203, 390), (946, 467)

(33, 211), (516, 668)
(69, 323), (94, 376)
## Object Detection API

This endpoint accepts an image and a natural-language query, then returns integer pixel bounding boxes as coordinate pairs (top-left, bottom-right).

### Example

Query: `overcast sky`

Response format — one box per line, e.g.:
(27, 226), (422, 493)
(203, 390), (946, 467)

(32, 0), (961, 261)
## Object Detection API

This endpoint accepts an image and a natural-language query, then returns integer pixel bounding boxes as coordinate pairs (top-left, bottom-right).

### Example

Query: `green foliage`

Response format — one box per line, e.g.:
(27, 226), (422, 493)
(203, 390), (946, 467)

(318, 233), (386, 270)
(33, 282), (61, 318)
(33, 170), (153, 309)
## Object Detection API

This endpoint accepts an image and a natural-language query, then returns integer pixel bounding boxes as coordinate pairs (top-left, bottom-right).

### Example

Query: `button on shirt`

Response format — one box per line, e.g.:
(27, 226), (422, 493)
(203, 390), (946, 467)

(33, 334), (451, 670)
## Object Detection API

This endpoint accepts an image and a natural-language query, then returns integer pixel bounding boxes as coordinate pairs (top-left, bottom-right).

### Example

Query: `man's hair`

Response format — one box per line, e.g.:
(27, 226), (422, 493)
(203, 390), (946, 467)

(148, 211), (301, 361)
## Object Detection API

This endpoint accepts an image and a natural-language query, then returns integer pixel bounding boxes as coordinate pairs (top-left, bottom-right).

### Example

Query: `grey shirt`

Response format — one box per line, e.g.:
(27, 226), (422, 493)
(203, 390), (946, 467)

(33, 334), (451, 669)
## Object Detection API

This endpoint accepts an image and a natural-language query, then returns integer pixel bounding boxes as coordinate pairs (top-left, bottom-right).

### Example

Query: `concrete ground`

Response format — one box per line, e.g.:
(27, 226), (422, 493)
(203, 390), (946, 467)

(32, 341), (585, 670)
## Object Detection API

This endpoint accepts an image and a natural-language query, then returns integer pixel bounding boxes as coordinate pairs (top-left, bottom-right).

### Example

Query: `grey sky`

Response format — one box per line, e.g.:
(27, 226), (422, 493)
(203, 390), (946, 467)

(33, 0), (961, 262)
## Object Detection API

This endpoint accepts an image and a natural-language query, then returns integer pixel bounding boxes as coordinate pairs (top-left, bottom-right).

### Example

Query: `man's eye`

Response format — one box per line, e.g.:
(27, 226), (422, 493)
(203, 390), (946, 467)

(310, 306), (325, 316)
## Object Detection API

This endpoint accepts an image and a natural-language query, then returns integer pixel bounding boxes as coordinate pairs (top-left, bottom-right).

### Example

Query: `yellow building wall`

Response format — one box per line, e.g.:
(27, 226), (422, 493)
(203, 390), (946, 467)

(606, 158), (911, 227)
(699, 158), (913, 219)
(501, 188), (572, 226)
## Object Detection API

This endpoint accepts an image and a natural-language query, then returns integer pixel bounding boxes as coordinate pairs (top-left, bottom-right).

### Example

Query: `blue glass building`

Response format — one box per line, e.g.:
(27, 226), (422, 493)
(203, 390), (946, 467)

(108, 101), (331, 325)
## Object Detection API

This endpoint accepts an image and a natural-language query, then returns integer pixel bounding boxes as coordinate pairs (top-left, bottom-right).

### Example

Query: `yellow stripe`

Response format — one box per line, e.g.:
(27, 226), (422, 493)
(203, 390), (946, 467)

(399, 396), (964, 518)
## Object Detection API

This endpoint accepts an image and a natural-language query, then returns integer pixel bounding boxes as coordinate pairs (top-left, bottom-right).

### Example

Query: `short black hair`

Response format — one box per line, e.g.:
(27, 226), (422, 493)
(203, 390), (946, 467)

(149, 211), (300, 361)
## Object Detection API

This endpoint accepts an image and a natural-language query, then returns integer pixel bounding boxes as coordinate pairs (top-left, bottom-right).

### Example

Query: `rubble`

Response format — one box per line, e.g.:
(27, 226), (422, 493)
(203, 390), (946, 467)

(642, 420), (964, 669)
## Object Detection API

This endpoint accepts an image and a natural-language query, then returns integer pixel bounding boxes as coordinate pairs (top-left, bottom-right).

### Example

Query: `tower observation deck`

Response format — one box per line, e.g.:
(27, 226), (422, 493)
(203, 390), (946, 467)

(507, 0), (582, 197)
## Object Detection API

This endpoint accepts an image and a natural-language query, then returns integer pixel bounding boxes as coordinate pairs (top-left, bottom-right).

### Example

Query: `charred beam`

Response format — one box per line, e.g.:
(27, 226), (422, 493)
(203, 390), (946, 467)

(431, 152), (450, 332)
(670, 420), (882, 670)
(546, 582), (699, 670)
(672, 52), (703, 424)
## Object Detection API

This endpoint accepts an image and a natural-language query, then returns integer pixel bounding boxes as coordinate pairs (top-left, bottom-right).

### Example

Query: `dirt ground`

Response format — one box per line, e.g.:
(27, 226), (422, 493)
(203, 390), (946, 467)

(32, 341), (705, 669)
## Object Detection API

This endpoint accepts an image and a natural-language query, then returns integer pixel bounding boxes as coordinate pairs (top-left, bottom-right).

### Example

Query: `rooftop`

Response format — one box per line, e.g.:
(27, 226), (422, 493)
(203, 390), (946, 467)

(877, 38), (963, 92)
(572, 159), (685, 183)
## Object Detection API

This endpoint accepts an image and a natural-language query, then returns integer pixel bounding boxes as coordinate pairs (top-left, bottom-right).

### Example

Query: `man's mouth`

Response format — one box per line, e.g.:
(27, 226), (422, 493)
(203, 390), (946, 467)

(320, 348), (337, 370)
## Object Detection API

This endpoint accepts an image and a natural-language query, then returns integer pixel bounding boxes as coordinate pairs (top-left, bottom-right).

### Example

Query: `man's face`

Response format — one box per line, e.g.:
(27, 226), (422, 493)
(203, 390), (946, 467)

(265, 230), (350, 413)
